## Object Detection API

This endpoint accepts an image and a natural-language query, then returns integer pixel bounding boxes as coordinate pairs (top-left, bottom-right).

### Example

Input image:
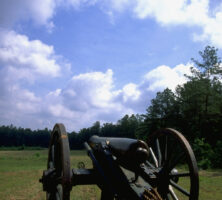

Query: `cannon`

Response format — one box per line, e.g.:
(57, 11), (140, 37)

(40, 123), (199, 200)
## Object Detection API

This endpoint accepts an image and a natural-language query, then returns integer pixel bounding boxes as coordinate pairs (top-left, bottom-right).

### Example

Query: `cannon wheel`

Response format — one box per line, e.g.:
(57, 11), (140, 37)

(46, 123), (71, 200)
(146, 128), (199, 200)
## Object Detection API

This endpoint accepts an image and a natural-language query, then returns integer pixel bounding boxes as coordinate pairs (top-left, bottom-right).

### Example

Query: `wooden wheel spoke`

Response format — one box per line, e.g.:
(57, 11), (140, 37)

(149, 147), (159, 167)
(56, 192), (61, 200)
(146, 160), (155, 168)
(166, 194), (171, 200)
(163, 135), (168, 164)
(168, 152), (185, 172)
(48, 193), (55, 200)
(169, 172), (190, 178)
(169, 185), (179, 200)
(56, 184), (63, 200)
(51, 145), (55, 163)
(162, 139), (178, 170)
(49, 161), (54, 169)
(170, 180), (190, 197)
(155, 139), (162, 167)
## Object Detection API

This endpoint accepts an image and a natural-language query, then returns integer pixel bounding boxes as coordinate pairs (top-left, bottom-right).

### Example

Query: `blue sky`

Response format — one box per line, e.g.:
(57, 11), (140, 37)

(0, 0), (222, 131)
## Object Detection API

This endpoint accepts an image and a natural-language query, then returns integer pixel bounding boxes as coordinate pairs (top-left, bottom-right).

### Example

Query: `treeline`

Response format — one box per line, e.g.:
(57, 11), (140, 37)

(0, 46), (222, 168)
(0, 125), (51, 148)
(0, 114), (142, 149)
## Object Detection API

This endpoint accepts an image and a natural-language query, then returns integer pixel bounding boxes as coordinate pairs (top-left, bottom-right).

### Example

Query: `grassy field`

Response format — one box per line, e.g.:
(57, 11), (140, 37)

(0, 150), (221, 200)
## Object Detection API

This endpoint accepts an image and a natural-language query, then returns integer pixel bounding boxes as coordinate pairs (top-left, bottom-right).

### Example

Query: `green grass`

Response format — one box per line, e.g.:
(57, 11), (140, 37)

(0, 150), (221, 200)
(0, 146), (46, 151)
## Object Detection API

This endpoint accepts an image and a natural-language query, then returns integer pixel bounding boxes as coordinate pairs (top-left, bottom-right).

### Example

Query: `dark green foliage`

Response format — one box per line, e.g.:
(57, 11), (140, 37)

(0, 114), (142, 150)
(117, 114), (142, 138)
(212, 141), (222, 168)
(136, 88), (181, 141)
(193, 138), (214, 169)
(0, 125), (51, 148)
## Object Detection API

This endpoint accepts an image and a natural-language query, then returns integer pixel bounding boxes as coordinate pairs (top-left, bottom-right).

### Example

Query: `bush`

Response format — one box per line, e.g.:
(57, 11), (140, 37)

(18, 144), (25, 150)
(212, 141), (222, 168)
(193, 138), (214, 169)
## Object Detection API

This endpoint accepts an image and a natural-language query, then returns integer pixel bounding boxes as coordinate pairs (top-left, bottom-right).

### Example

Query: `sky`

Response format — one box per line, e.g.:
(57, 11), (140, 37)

(0, 0), (222, 132)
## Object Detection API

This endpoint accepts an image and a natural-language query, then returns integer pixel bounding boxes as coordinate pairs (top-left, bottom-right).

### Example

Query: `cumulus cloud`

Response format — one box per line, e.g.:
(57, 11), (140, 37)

(44, 69), (137, 130)
(56, 69), (129, 128)
(100, 0), (222, 48)
(143, 64), (192, 91)
(50, 64), (191, 130)
(0, 48), (192, 131)
(131, 0), (222, 47)
(0, 30), (70, 129)
(111, 63), (192, 114)
(0, 0), (56, 29)
(122, 83), (141, 102)
(0, 83), (43, 129)
(0, 0), (97, 30)
(0, 30), (63, 83)
(69, 69), (114, 108)
(133, 0), (209, 25)
(193, 7), (222, 47)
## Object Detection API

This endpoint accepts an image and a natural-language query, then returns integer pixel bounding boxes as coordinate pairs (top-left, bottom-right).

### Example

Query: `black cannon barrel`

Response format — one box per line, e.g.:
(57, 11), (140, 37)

(88, 135), (149, 170)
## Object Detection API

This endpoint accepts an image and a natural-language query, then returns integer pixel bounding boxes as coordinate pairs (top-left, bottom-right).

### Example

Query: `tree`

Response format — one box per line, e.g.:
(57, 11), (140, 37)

(116, 114), (142, 138)
(187, 46), (222, 80)
(176, 46), (222, 143)
(136, 88), (180, 140)
(101, 123), (118, 137)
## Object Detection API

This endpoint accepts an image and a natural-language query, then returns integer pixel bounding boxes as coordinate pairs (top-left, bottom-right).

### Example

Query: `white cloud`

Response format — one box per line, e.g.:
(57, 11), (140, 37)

(63, 64), (192, 128)
(0, 83), (42, 128)
(122, 83), (141, 102)
(133, 0), (209, 25)
(100, 0), (222, 48)
(49, 104), (75, 118)
(0, 0), (99, 30)
(111, 63), (192, 114)
(42, 69), (131, 130)
(0, 0), (56, 29)
(0, 29), (71, 129)
(63, 69), (115, 109)
(143, 64), (192, 91)
(0, 57), (192, 131)
(194, 8), (222, 47)
(131, 0), (222, 48)
(0, 30), (62, 83)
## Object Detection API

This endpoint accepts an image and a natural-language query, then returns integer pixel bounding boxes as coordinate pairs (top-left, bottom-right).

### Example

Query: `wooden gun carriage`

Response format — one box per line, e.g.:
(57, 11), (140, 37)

(40, 123), (199, 200)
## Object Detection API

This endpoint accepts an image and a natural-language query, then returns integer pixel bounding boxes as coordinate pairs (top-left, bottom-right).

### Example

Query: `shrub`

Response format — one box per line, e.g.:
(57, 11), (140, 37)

(193, 138), (214, 169)
(212, 141), (222, 168)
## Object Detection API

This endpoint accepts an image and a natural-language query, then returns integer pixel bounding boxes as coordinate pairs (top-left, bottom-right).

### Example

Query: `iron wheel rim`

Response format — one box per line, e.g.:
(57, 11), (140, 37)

(46, 123), (71, 200)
